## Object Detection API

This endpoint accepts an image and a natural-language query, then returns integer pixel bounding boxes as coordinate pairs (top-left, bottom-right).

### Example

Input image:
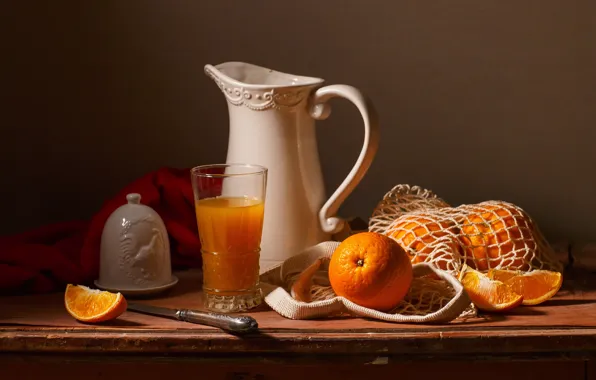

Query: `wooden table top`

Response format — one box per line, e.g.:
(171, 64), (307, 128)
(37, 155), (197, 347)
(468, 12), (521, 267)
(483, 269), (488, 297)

(1, 242), (595, 361)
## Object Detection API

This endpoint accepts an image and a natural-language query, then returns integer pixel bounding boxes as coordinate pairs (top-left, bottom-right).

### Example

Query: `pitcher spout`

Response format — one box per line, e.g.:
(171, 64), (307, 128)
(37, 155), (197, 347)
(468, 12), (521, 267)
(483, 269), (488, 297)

(205, 62), (324, 89)
(204, 62), (324, 111)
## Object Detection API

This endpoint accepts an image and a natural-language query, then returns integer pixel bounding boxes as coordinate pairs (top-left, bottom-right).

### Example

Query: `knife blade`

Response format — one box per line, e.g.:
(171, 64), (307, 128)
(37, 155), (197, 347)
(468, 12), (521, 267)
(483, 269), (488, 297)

(127, 303), (258, 334)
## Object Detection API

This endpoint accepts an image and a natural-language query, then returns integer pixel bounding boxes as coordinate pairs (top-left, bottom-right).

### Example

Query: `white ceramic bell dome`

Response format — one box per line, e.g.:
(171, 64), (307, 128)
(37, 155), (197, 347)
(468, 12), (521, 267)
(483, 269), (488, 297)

(95, 193), (178, 296)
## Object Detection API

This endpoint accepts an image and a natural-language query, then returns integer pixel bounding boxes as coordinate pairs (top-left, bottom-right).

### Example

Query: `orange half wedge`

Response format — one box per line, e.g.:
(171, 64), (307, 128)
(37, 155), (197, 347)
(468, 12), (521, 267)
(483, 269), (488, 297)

(291, 258), (324, 303)
(488, 269), (563, 306)
(65, 284), (127, 323)
(461, 269), (524, 312)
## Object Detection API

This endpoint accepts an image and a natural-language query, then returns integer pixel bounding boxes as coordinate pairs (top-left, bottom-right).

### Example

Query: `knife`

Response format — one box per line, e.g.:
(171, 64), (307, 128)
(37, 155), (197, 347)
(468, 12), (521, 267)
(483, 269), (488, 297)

(127, 303), (259, 334)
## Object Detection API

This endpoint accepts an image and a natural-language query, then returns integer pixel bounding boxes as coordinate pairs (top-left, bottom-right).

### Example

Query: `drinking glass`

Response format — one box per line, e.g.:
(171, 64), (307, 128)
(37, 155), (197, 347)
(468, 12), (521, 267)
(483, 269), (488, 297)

(191, 164), (268, 313)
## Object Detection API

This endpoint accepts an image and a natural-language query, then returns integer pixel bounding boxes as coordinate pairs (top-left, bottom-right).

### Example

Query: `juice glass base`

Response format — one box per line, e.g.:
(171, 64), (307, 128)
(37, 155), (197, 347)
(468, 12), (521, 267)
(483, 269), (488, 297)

(203, 288), (263, 313)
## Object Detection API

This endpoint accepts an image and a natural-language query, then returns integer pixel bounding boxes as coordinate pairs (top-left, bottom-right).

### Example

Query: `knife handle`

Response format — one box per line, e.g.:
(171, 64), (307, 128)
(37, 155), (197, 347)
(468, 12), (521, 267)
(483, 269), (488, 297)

(176, 309), (259, 334)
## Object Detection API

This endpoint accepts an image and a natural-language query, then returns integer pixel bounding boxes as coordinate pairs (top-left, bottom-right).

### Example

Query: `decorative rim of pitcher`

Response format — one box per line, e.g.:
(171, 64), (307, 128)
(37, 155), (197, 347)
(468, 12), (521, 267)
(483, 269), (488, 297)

(205, 62), (325, 90)
(191, 163), (268, 178)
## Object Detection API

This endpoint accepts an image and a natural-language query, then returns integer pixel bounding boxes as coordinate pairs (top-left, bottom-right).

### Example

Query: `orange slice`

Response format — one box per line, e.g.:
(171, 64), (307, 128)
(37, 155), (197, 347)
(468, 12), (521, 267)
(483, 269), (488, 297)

(460, 269), (523, 312)
(488, 269), (563, 305)
(65, 284), (127, 323)
(291, 258), (324, 303)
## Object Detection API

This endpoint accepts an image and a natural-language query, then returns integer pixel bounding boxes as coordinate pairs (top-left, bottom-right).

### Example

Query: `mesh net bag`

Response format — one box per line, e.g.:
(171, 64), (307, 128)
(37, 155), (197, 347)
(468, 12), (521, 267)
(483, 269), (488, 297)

(260, 241), (472, 323)
(261, 184), (561, 322)
(369, 184), (564, 277)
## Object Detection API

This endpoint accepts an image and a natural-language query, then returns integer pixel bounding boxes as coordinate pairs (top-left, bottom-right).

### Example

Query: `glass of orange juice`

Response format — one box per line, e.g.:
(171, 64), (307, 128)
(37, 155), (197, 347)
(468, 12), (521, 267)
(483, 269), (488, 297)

(191, 164), (268, 313)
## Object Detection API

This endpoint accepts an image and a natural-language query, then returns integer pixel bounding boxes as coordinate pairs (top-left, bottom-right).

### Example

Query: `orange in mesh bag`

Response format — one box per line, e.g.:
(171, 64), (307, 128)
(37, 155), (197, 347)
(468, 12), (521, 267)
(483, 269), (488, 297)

(388, 215), (462, 273)
(369, 184), (563, 275)
(458, 201), (538, 271)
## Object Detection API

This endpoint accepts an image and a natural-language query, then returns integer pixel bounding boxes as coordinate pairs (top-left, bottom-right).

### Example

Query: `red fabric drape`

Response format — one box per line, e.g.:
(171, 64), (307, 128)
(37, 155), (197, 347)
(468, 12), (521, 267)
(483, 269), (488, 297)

(0, 167), (205, 295)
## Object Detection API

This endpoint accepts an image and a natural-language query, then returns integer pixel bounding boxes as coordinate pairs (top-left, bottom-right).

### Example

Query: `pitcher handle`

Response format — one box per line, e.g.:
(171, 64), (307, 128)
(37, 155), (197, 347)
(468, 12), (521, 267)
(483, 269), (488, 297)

(309, 85), (380, 235)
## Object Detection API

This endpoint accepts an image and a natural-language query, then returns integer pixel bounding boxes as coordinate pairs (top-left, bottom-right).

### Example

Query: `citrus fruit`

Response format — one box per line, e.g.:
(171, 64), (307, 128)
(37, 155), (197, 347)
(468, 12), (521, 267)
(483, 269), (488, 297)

(458, 202), (535, 271)
(460, 269), (524, 312)
(388, 215), (461, 270)
(328, 232), (413, 312)
(64, 284), (127, 323)
(291, 258), (324, 303)
(488, 269), (562, 305)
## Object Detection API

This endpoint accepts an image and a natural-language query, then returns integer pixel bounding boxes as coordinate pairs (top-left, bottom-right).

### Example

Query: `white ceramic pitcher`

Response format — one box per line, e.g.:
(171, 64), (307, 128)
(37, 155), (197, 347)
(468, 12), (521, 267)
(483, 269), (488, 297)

(204, 62), (379, 271)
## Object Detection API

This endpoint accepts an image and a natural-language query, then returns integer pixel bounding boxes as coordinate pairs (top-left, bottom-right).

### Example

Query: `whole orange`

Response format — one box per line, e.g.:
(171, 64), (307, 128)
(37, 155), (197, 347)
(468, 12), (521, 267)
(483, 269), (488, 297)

(388, 215), (460, 270)
(329, 232), (413, 312)
(459, 202), (535, 271)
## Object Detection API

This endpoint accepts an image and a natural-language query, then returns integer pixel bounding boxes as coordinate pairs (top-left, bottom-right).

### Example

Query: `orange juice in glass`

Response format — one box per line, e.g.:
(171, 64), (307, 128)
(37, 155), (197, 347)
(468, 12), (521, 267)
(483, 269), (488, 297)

(191, 164), (267, 313)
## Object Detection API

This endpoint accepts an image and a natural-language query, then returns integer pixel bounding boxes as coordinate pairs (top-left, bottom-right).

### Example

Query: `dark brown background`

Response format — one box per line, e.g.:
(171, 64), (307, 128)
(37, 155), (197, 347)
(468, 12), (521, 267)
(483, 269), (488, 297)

(1, 1), (594, 243)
